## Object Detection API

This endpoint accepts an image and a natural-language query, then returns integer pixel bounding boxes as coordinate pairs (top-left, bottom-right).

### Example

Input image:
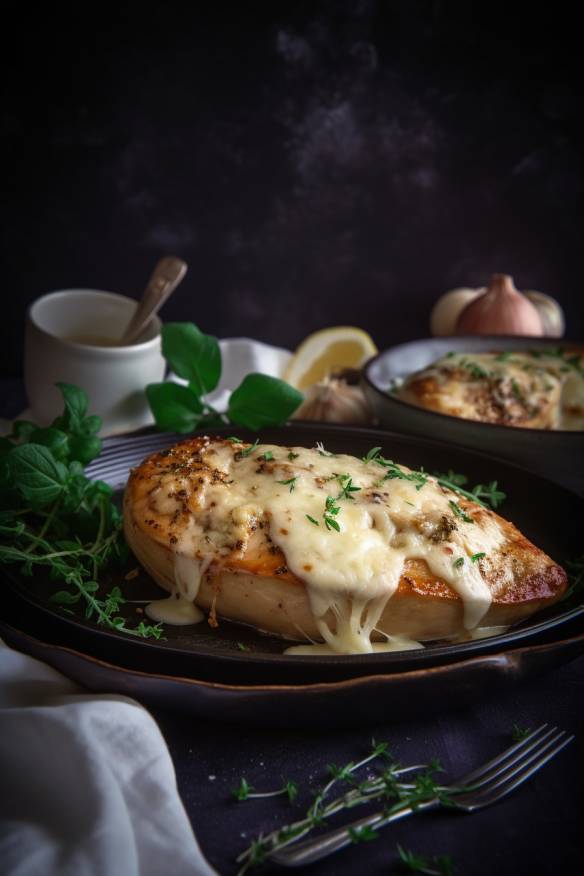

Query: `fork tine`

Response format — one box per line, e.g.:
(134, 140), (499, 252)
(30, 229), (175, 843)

(456, 724), (550, 789)
(459, 732), (574, 808)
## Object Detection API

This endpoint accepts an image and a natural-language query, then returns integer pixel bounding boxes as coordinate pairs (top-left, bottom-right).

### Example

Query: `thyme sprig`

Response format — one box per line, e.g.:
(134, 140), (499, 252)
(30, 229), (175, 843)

(363, 449), (506, 510)
(235, 740), (454, 875)
(397, 844), (455, 875)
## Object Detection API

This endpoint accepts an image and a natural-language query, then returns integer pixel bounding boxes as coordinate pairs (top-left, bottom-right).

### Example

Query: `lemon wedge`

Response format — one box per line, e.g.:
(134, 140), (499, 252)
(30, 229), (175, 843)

(284, 327), (378, 390)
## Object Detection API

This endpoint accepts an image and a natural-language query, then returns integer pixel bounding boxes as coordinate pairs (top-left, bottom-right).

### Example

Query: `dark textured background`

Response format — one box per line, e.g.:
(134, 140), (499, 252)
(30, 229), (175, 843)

(2, 1), (583, 376)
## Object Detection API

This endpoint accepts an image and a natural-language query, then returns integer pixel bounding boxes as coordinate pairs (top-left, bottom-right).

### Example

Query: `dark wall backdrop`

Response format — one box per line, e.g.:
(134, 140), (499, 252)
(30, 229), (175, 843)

(2, 1), (583, 376)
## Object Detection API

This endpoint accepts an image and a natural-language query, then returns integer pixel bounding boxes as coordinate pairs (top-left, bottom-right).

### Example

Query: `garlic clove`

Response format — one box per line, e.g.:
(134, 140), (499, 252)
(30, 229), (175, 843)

(524, 290), (565, 338)
(292, 377), (375, 425)
(455, 273), (544, 336)
(430, 287), (483, 336)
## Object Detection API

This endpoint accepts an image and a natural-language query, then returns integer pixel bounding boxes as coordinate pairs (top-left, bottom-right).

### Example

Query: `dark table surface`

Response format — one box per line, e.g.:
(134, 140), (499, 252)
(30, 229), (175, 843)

(2, 379), (583, 875)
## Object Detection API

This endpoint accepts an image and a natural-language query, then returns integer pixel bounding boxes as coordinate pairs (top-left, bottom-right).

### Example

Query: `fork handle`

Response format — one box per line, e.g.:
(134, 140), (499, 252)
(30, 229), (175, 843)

(271, 798), (439, 867)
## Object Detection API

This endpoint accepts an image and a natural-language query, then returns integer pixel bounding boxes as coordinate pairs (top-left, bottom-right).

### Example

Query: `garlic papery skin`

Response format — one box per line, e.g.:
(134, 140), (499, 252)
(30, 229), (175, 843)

(430, 287), (483, 336)
(525, 290), (565, 338)
(292, 378), (374, 425)
(455, 274), (544, 336)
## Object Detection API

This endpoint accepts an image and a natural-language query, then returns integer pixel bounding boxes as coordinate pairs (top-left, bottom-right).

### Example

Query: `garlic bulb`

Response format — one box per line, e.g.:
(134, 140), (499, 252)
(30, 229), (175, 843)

(430, 287), (483, 336)
(455, 274), (544, 336)
(524, 290), (565, 338)
(293, 378), (374, 425)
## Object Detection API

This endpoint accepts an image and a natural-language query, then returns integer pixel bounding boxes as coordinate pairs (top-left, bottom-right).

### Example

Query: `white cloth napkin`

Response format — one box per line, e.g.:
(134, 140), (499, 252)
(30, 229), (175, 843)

(0, 640), (218, 876)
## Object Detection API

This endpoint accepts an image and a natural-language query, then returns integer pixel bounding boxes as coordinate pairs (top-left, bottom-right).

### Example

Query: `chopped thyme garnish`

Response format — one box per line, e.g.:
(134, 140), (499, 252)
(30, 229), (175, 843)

(471, 552), (486, 563)
(288, 451), (299, 460)
(337, 475), (361, 500)
(260, 450), (274, 461)
(448, 500), (474, 524)
(453, 557), (464, 568)
(277, 477), (297, 492)
(458, 358), (489, 379)
(495, 352), (514, 362)
(235, 439), (259, 459)
(227, 436), (243, 443)
(511, 378), (523, 402)
(236, 641), (249, 651)
(306, 514), (319, 526)
(323, 496), (341, 531)
(363, 446), (382, 463)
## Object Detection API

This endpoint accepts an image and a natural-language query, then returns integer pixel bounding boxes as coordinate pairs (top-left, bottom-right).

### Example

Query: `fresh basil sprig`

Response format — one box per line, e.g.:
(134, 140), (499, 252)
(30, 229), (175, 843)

(146, 323), (303, 433)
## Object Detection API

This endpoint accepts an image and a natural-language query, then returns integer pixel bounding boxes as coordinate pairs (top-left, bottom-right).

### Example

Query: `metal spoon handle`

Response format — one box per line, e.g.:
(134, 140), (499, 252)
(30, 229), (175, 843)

(121, 256), (187, 344)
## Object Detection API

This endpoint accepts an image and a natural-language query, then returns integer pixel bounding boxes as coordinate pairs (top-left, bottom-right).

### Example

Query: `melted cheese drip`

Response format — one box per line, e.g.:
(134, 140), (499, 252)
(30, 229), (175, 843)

(285, 636), (424, 655)
(147, 442), (505, 655)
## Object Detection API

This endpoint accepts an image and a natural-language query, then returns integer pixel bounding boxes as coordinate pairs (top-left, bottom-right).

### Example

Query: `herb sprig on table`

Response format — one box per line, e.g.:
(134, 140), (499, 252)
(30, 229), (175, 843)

(0, 383), (162, 639)
(233, 739), (455, 875)
(146, 322), (303, 432)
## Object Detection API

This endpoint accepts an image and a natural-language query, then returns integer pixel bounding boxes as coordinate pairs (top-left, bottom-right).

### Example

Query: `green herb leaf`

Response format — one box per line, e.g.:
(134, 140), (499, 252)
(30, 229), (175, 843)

(471, 481), (506, 509)
(235, 439), (259, 459)
(55, 382), (89, 430)
(348, 824), (379, 843)
(277, 477), (297, 492)
(363, 446), (382, 463)
(288, 451), (299, 460)
(453, 557), (464, 568)
(8, 444), (67, 506)
(161, 322), (221, 395)
(306, 514), (319, 526)
(145, 382), (204, 433)
(228, 374), (303, 430)
(471, 552), (486, 563)
(233, 777), (253, 801)
(28, 427), (70, 462)
(260, 450), (274, 461)
(448, 500), (474, 524)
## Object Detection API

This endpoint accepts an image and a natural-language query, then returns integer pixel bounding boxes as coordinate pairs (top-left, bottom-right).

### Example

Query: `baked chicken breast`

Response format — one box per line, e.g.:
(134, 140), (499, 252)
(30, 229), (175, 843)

(396, 350), (584, 430)
(123, 436), (567, 654)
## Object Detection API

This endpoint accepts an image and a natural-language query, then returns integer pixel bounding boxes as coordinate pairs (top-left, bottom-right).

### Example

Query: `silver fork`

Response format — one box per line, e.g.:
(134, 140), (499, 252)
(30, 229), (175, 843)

(271, 724), (574, 868)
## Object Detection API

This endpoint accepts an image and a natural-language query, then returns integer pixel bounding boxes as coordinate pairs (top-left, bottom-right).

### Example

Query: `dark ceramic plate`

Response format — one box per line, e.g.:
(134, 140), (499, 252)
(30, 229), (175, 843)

(362, 336), (584, 493)
(2, 424), (583, 690)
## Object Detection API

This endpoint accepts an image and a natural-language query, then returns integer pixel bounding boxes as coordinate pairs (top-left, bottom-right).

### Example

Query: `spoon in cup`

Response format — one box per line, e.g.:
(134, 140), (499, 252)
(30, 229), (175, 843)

(121, 256), (187, 344)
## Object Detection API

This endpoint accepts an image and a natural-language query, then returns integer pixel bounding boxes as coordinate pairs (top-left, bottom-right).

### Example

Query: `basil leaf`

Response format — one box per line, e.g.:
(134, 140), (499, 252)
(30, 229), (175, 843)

(162, 323), (221, 396)
(228, 374), (303, 430)
(29, 428), (70, 462)
(69, 435), (102, 465)
(55, 382), (89, 430)
(8, 443), (68, 506)
(146, 383), (204, 433)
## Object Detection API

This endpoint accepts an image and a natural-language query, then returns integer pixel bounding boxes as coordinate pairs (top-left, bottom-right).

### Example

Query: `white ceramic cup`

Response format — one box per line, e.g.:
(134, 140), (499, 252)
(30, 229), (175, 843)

(24, 289), (167, 435)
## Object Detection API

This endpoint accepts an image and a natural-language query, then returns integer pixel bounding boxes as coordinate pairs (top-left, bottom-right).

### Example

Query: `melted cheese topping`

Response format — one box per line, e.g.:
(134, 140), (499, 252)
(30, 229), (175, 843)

(398, 350), (584, 430)
(144, 442), (505, 654)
